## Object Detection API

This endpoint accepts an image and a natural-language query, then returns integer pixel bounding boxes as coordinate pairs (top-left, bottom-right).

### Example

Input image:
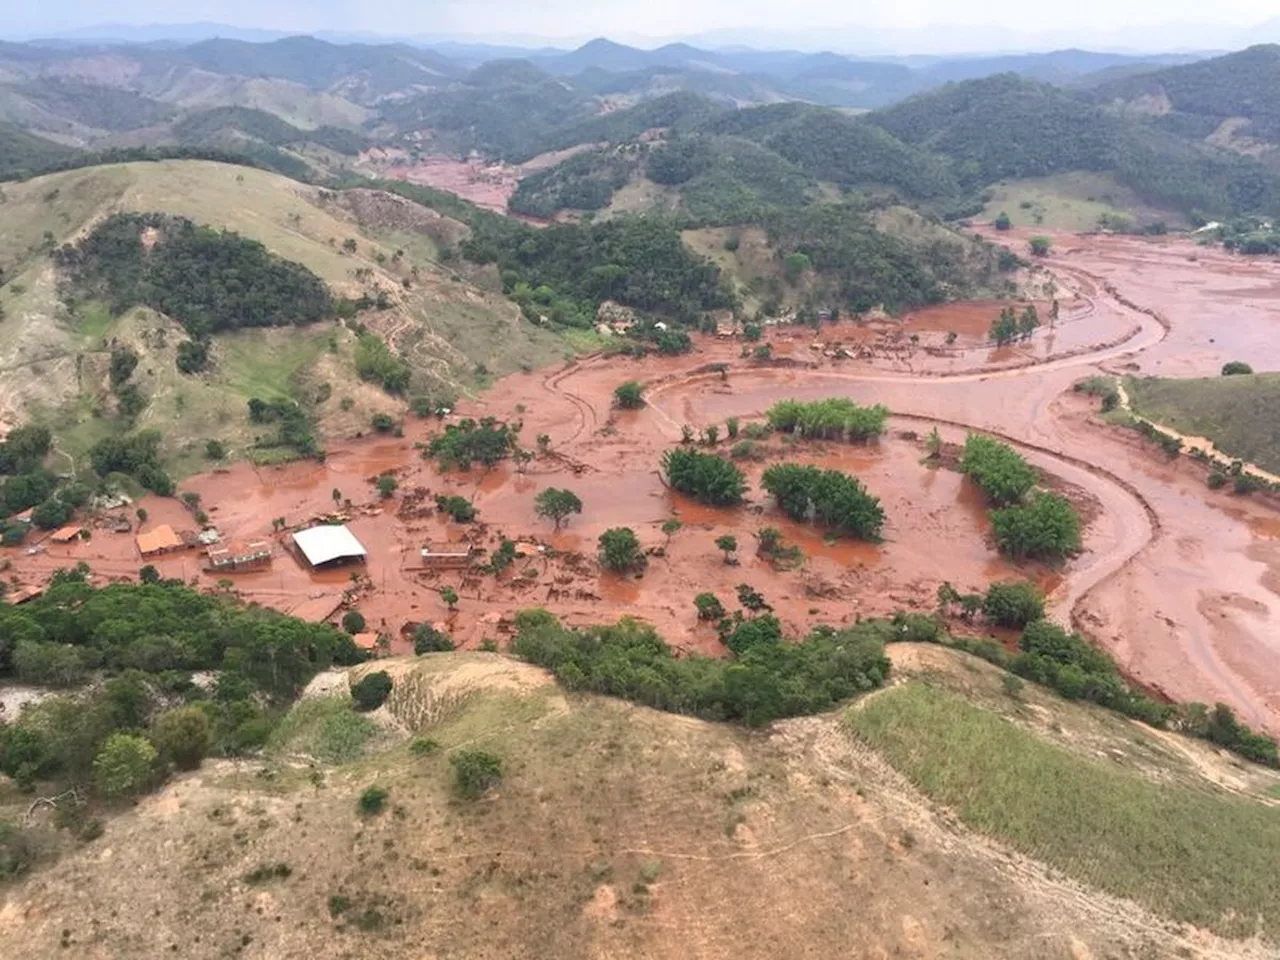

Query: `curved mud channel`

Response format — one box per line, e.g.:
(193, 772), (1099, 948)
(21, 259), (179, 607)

(8, 231), (1280, 731)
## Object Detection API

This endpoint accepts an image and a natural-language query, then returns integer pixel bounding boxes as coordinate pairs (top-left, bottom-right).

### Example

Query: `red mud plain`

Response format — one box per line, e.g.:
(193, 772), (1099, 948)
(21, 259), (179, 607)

(9, 232), (1280, 734)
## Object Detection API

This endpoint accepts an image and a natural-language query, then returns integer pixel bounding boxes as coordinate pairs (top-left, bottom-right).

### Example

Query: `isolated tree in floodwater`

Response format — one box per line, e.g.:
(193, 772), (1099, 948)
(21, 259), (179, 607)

(716, 534), (738, 563)
(535, 488), (583, 530)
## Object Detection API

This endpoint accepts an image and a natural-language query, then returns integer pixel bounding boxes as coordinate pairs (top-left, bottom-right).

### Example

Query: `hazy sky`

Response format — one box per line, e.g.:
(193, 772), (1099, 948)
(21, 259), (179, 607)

(8, 0), (1280, 49)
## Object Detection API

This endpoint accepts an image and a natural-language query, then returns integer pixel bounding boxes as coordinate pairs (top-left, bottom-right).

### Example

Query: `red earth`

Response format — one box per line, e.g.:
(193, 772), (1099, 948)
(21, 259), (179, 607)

(8, 230), (1280, 733)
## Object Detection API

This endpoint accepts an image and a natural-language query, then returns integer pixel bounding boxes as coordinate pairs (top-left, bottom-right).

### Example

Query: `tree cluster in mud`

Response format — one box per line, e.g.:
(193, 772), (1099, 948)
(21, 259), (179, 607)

(425, 417), (517, 472)
(511, 608), (891, 728)
(0, 569), (363, 797)
(960, 433), (1080, 561)
(661, 448), (748, 507)
(766, 398), (888, 443)
(0, 426), (71, 542)
(761, 463), (885, 541)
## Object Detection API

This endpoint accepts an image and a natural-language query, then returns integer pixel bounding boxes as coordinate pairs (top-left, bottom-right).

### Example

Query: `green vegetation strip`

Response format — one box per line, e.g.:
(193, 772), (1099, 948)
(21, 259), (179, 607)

(848, 682), (1280, 938)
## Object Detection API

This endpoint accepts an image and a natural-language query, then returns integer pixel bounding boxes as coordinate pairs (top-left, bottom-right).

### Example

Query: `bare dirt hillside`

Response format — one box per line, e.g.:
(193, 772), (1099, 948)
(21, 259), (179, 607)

(2, 647), (1275, 960)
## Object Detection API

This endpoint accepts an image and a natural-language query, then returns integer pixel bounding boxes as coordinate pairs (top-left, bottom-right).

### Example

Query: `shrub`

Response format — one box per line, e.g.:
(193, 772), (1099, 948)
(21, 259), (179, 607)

(715, 534), (738, 562)
(410, 737), (439, 756)
(435, 494), (476, 522)
(994, 211), (1012, 231)
(694, 592), (726, 621)
(151, 706), (211, 771)
(439, 587), (458, 610)
(599, 527), (645, 572)
(1221, 361), (1253, 376)
(983, 581), (1045, 628)
(661, 448), (748, 506)
(451, 749), (503, 799)
(176, 339), (209, 374)
(375, 474), (398, 498)
(614, 381), (645, 409)
(342, 611), (366, 634)
(351, 671), (392, 711)
(1028, 236), (1052, 257)
(371, 413), (395, 433)
(413, 623), (454, 654)
(724, 613), (783, 656)
(1207, 471), (1228, 490)
(30, 498), (73, 530)
(992, 493), (1082, 561)
(93, 733), (157, 799)
(358, 786), (388, 815)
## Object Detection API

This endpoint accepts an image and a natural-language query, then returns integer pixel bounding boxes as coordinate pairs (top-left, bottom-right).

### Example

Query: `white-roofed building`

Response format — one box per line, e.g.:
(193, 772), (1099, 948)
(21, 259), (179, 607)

(292, 525), (368, 568)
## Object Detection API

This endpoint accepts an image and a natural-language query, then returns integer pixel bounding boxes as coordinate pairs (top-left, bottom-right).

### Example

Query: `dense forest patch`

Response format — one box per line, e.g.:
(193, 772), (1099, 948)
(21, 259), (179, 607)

(54, 212), (334, 338)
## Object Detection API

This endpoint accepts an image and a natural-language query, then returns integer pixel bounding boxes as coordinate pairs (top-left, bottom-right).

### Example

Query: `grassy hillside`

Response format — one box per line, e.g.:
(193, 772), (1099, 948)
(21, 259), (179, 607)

(849, 671), (1280, 938)
(1126, 373), (1280, 474)
(978, 171), (1179, 230)
(4, 645), (1276, 958)
(0, 159), (567, 474)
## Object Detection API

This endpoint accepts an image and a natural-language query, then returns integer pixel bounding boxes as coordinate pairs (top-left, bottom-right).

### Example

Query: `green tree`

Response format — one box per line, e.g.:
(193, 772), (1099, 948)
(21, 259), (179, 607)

(992, 493), (1081, 561)
(375, 474), (398, 498)
(598, 527), (645, 572)
(661, 518), (682, 545)
(351, 671), (392, 711)
(1017, 305), (1039, 341)
(451, 749), (502, 799)
(1222, 361), (1253, 375)
(440, 587), (459, 610)
(694, 592), (726, 621)
(715, 534), (738, 563)
(983, 581), (1045, 628)
(30, 498), (72, 530)
(960, 433), (1037, 506)
(152, 706), (211, 771)
(371, 412), (395, 433)
(359, 785), (388, 815)
(994, 211), (1012, 231)
(534, 488), (583, 530)
(93, 733), (157, 799)
(1028, 236), (1052, 257)
(342, 610), (366, 634)
(413, 623), (454, 654)
(614, 381), (645, 409)
(784, 252), (812, 283)
(435, 495), (477, 523)
(661, 448), (748, 506)
(989, 306), (1018, 346)
(204, 439), (225, 460)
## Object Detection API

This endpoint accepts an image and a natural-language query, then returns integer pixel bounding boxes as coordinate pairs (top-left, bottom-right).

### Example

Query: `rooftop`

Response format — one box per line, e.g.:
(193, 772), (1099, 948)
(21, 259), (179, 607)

(136, 524), (184, 556)
(292, 525), (367, 567)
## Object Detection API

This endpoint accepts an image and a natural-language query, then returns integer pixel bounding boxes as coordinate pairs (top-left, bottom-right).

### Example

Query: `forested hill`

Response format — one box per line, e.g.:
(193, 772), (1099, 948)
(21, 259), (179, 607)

(1092, 44), (1280, 142)
(0, 122), (79, 179)
(866, 73), (1280, 218)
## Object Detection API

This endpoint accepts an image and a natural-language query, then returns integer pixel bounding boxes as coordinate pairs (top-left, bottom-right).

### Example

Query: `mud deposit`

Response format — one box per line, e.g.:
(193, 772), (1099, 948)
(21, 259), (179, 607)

(8, 232), (1280, 732)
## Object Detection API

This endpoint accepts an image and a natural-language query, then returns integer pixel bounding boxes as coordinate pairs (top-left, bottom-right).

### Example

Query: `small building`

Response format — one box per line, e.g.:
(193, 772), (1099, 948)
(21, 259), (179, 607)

(419, 542), (476, 570)
(292, 525), (367, 569)
(49, 525), (83, 543)
(206, 541), (272, 573)
(136, 525), (185, 558)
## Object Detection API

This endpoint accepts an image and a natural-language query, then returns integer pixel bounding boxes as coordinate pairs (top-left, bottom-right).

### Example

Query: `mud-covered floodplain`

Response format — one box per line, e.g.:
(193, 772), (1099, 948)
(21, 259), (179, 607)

(8, 229), (1280, 732)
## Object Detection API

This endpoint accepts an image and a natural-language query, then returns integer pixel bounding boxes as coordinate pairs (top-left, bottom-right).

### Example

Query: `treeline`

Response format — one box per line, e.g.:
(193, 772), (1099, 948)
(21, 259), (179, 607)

(0, 571), (363, 797)
(0, 143), (301, 185)
(511, 608), (891, 727)
(55, 213), (334, 339)
(960, 433), (1081, 561)
(462, 214), (732, 326)
(508, 148), (634, 218)
(898, 608), (1279, 768)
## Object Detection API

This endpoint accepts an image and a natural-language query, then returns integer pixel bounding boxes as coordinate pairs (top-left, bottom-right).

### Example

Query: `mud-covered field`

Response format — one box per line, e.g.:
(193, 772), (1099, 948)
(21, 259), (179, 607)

(7, 230), (1280, 732)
